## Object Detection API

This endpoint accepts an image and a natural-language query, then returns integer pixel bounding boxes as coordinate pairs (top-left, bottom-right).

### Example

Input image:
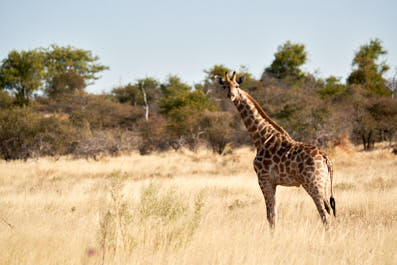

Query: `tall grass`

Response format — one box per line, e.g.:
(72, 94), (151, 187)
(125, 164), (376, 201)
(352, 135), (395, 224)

(0, 146), (396, 264)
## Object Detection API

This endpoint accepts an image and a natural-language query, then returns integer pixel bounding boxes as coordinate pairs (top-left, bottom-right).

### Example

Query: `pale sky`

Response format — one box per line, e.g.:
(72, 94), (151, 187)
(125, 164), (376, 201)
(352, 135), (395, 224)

(1, 0), (396, 93)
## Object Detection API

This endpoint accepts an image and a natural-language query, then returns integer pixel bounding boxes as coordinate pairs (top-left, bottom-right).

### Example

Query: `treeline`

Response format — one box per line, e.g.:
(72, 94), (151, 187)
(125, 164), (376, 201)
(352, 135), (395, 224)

(0, 39), (396, 160)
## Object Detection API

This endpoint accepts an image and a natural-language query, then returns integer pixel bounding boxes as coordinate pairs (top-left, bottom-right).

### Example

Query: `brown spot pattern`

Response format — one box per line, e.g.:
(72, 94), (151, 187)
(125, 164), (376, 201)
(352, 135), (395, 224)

(222, 75), (334, 228)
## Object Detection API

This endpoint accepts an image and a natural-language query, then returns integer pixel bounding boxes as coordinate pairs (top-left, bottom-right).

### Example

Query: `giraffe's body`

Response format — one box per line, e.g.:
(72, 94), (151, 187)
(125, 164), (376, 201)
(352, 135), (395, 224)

(218, 72), (335, 228)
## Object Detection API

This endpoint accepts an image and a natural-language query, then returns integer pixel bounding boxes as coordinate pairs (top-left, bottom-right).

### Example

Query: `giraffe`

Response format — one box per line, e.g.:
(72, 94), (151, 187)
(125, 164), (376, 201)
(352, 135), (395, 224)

(217, 72), (336, 228)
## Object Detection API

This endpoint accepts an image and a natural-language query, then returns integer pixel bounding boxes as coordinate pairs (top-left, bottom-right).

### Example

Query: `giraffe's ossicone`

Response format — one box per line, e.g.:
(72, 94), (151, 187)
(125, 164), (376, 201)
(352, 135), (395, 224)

(217, 72), (336, 228)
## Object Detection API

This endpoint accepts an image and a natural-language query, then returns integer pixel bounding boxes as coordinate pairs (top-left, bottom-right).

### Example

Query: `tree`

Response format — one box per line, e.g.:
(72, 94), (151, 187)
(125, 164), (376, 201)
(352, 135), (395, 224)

(264, 41), (307, 80)
(47, 70), (86, 98)
(200, 111), (233, 154)
(386, 67), (397, 98)
(0, 45), (108, 102)
(112, 83), (142, 105)
(137, 77), (160, 120)
(0, 50), (44, 105)
(160, 75), (215, 115)
(347, 38), (390, 96)
(203, 64), (254, 90)
(0, 107), (80, 160)
(317, 76), (347, 99)
(203, 64), (232, 85)
(0, 90), (14, 109)
(366, 97), (397, 146)
(202, 65), (259, 111)
(159, 75), (216, 148)
(44, 45), (108, 97)
(112, 77), (160, 120)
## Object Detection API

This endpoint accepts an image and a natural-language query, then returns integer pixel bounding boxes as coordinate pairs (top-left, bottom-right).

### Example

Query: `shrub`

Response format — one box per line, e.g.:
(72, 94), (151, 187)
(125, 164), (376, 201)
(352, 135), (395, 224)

(72, 129), (140, 159)
(0, 90), (13, 109)
(137, 116), (171, 154)
(0, 107), (80, 160)
(36, 92), (143, 130)
(200, 111), (233, 154)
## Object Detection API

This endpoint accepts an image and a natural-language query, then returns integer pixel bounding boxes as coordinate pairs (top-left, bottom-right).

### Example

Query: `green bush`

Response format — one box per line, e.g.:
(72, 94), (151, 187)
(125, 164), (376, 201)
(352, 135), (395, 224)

(0, 107), (80, 160)
(0, 90), (14, 109)
(200, 111), (233, 154)
(137, 116), (171, 154)
(36, 92), (143, 130)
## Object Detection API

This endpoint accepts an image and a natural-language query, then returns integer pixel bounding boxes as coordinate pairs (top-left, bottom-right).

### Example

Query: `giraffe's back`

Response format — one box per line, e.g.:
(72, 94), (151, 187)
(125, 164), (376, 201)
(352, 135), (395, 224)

(254, 141), (330, 188)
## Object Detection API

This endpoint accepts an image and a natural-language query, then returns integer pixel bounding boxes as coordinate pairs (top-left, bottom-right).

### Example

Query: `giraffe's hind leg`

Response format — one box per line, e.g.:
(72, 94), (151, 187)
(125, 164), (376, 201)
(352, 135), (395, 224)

(323, 199), (331, 214)
(323, 180), (331, 215)
(302, 183), (329, 227)
(258, 179), (277, 229)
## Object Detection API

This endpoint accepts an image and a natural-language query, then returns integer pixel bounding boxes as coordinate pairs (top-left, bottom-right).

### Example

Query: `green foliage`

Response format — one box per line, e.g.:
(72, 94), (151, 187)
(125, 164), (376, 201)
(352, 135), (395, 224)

(200, 111), (233, 154)
(371, 99), (397, 144)
(137, 115), (170, 154)
(367, 97), (397, 126)
(204, 64), (232, 83)
(159, 76), (216, 142)
(251, 83), (341, 144)
(0, 107), (80, 160)
(0, 90), (13, 109)
(160, 90), (215, 150)
(203, 64), (254, 90)
(0, 49), (45, 105)
(160, 75), (191, 97)
(36, 92), (142, 130)
(0, 45), (108, 102)
(352, 97), (397, 149)
(351, 99), (377, 150)
(317, 76), (347, 99)
(44, 44), (108, 81)
(203, 65), (236, 108)
(165, 105), (206, 147)
(1, 39), (396, 158)
(46, 70), (86, 98)
(347, 39), (390, 96)
(43, 44), (108, 97)
(112, 77), (159, 106)
(265, 41), (307, 80)
(160, 76), (215, 116)
(112, 83), (141, 104)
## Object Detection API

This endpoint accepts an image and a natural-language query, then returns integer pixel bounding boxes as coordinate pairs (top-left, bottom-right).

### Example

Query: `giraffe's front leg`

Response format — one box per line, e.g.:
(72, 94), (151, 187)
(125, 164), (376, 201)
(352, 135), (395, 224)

(258, 179), (277, 229)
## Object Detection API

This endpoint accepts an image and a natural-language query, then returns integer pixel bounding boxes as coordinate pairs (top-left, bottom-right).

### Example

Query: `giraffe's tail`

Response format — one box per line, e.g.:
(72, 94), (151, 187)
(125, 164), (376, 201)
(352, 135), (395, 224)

(330, 197), (336, 217)
(324, 154), (336, 217)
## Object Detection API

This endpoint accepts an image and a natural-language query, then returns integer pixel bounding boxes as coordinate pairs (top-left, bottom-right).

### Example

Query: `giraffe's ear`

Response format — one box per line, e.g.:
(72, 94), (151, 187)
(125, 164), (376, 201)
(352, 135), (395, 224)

(215, 76), (224, 85)
(237, 75), (246, 85)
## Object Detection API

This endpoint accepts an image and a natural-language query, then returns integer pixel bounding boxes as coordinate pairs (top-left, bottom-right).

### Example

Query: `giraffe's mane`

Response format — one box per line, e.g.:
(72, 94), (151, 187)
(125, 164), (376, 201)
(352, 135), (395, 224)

(242, 91), (293, 140)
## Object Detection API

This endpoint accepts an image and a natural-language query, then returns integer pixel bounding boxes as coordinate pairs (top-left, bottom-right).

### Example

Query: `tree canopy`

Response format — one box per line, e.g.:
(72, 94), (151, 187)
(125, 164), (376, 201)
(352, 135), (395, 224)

(1, 39), (396, 158)
(112, 77), (159, 106)
(0, 50), (45, 105)
(264, 41), (307, 80)
(0, 45), (108, 104)
(160, 75), (215, 115)
(43, 45), (109, 97)
(317, 76), (347, 99)
(347, 38), (390, 96)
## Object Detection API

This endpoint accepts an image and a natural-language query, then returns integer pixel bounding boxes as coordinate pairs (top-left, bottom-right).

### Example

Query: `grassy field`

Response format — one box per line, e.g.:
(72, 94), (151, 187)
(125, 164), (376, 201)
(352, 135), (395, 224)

(0, 145), (396, 265)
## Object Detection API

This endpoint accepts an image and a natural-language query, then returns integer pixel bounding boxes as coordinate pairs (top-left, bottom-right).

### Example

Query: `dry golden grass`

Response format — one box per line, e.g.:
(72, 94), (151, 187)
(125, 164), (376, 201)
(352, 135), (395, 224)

(0, 145), (396, 264)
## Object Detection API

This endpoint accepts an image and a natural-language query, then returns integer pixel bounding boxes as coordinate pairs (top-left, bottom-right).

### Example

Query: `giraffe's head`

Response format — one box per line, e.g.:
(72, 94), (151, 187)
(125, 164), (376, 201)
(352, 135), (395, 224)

(216, 71), (245, 102)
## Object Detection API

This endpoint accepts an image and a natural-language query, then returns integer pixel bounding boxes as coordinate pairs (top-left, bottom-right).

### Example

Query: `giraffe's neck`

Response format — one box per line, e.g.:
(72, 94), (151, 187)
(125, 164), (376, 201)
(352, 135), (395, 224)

(233, 90), (294, 150)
